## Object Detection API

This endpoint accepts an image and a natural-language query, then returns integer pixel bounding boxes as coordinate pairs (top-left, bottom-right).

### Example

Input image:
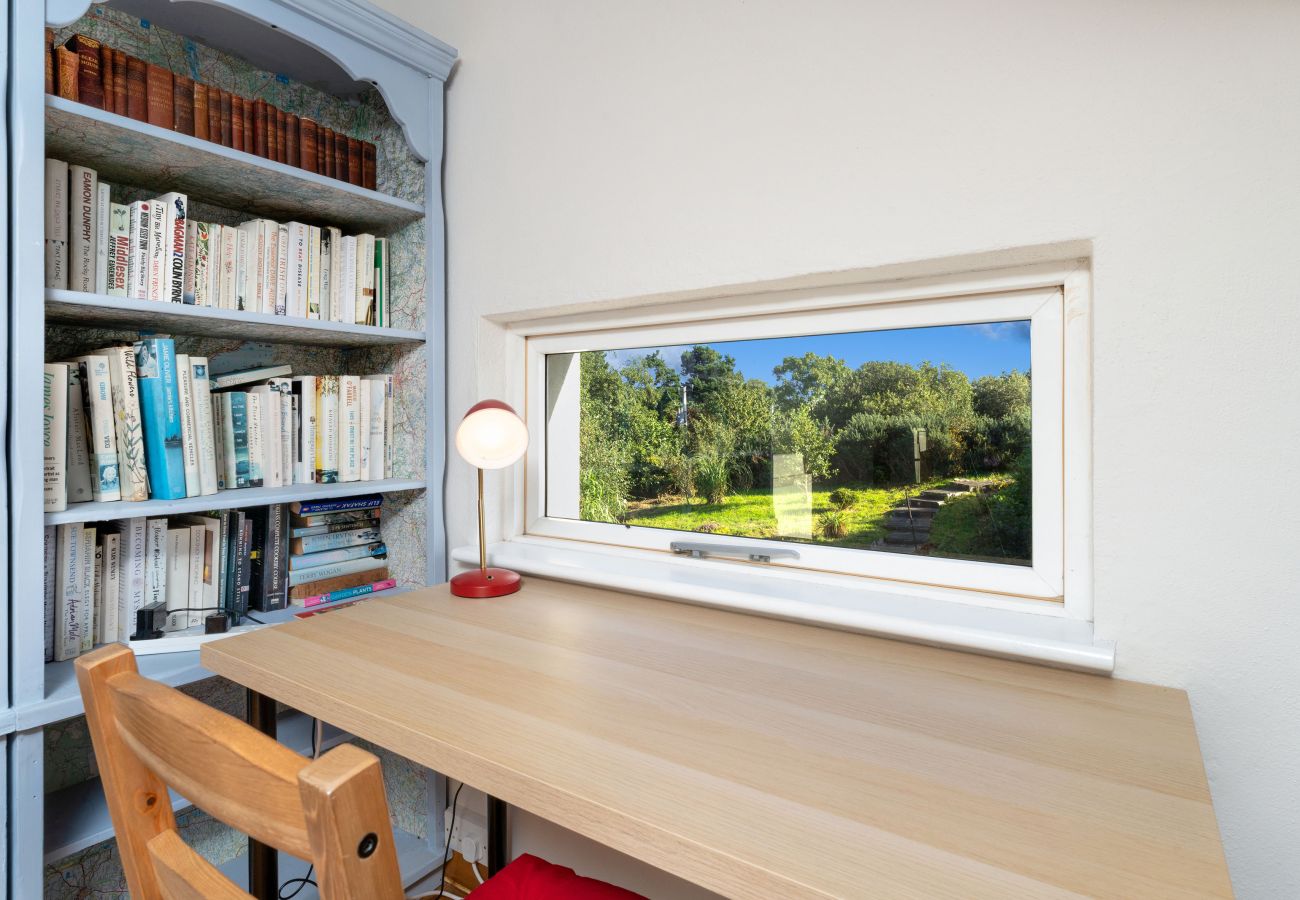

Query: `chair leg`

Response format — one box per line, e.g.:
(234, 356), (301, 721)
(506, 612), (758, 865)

(487, 795), (508, 876)
(246, 689), (280, 899)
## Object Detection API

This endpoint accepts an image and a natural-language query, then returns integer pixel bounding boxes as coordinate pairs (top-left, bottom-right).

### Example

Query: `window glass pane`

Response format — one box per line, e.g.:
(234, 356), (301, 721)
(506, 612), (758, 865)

(545, 321), (1032, 567)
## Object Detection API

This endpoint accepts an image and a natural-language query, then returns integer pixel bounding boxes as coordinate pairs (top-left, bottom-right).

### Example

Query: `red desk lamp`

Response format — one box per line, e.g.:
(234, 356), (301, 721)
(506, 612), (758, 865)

(450, 400), (528, 598)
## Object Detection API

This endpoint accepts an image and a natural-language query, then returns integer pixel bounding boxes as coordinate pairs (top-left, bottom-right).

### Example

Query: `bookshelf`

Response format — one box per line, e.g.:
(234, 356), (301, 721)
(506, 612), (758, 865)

(7, 0), (456, 896)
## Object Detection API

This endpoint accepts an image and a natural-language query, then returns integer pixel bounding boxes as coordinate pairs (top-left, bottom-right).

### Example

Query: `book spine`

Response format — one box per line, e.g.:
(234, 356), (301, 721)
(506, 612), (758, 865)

(251, 386), (279, 487)
(290, 526), (383, 555)
(341, 236), (357, 324)
(183, 219), (198, 304)
(365, 377), (387, 481)
(267, 103), (280, 161)
(292, 376), (317, 484)
(287, 555), (385, 587)
(242, 96), (254, 154)
(187, 523), (206, 627)
(175, 353), (201, 498)
(290, 541), (385, 570)
(221, 392), (249, 488)
(69, 165), (98, 292)
(100, 44), (113, 116)
(318, 228), (331, 321)
(102, 532), (121, 645)
(119, 517), (147, 641)
(65, 365), (94, 505)
(173, 74), (195, 135)
(354, 234), (376, 325)
(70, 35), (104, 109)
(347, 136), (362, 185)
(212, 394), (227, 489)
(206, 224), (223, 307)
(289, 567), (388, 602)
(261, 504), (289, 611)
(158, 192), (188, 304)
(338, 376), (361, 483)
(44, 159), (69, 290)
(147, 197), (166, 301)
(219, 224), (238, 309)
(246, 391), (265, 488)
(94, 182), (112, 294)
(54, 522), (85, 660)
(292, 493), (383, 516)
(44, 526), (57, 661)
(285, 114), (300, 168)
(274, 222), (289, 316)
(145, 63), (173, 129)
(43, 365), (69, 512)
(295, 578), (396, 608)
(190, 221), (211, 306)
(300, 118), (318, 172)
(291, 513), (379, 534)
(207, 85), (222, 144)
(306, 226), (322, 319)
(190, 358), (219, 496)
(164, 527), (190, 631)
(234, 223), (251, 310)
(219, 89), (233, 147)
(288, 222), (308, 318)
(56, 47), (79, 102)
(375, 238), (388, 327)
(144, 518), (168, 612)
(107, 203), (131, 296)
(315, 376), (339, 483)
(45, 29), (55, 96)
(124, 55), (147, 120)
(92, 538), (104, 645)
(232, 513), (251, 616)
(327, 227), (344, 322)
(111, 49), (128, 115)
(193, 83), (209, 141)
(231, 95), (245, 150)
(102, 345), (148, 502)
(134, 338), (187, 499)
(358, 377), (371, 480)
(127, 200), (150, 300)
(362, 142), (377, 191)
(254, 100), (269, 157)
(273, 379), (293, 490)
(275, 108), (287, 163)
(76, 356), (122, 502)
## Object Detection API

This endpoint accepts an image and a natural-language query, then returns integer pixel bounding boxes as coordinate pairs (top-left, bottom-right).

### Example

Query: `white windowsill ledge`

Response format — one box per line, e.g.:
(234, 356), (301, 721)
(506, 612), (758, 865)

(451, 537), (1115, 674)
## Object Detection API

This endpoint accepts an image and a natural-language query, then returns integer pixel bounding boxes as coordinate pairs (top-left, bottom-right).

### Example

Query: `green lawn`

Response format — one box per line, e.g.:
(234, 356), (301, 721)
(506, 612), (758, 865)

(624, 479), (953, 549)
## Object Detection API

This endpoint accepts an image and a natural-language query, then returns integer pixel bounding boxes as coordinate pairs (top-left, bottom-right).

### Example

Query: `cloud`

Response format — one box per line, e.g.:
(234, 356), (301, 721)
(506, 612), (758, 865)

(604, 344), (693, 372)
(969, 321), (1031, 342)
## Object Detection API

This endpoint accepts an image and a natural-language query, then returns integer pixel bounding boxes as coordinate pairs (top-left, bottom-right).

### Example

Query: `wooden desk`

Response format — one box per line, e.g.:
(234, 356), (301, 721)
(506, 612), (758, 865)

(202, 579), (1231, 899)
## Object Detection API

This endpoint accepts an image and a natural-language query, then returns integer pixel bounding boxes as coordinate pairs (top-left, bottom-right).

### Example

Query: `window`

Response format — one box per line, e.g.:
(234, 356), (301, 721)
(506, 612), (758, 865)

(522, 269), (1087, 610)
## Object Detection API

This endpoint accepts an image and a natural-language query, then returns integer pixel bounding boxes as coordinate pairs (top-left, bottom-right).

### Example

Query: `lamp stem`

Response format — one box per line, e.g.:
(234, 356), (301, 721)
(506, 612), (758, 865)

(477, 467), (487, 575)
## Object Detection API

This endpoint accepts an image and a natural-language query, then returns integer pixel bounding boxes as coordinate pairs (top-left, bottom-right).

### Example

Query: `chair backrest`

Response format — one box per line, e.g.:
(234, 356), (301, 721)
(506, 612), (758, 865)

(75, 643), (405, 900)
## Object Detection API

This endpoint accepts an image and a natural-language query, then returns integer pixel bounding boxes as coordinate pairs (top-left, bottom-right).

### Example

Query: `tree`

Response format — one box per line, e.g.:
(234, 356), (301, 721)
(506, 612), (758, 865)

(773, 405), (837, 480)
(772, 352), (849, 412)
(680, 345), (742, 414)
(972, 370), (1031, 419)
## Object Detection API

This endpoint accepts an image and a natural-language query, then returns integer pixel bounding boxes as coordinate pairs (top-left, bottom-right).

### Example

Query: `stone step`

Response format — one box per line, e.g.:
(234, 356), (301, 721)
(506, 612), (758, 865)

(887, 522), (931, 536)
(885, 530), (927, 545)
(948, 479), (998, 493)
(888, 506), (935, 519)
(907, 497), (943, 509)
(919, 489), (966, 502)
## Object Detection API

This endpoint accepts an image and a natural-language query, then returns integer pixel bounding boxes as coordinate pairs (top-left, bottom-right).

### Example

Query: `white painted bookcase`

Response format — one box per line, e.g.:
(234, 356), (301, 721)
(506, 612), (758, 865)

(5, 0), (455, 894)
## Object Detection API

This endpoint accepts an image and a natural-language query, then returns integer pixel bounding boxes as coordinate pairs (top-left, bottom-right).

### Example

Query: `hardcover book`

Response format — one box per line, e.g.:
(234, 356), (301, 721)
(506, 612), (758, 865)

(219, 89), (233, 147)
(127, 200), (151, 300)
(125, 55), (148, 121)
(290, 493), (382, 516)
(193, 83), (210, 141)
(96, 344), (148, 501)
(56, 47), (79, 102)
(110, 517), (148, 642)
(100, 532), (121, 644)
(145, 63), (173, 129)
(134, 337), (187, 500)
(220, 391), (251, 489)
(45, 158), (69, 290)
(231, 95), (245, 150)
(185, 522), (207, 627)
(158, 192), (188, 304)
(290, 527), (383, 556)
(292, 577), (395, 608)
(246, 390), (266, 488)
(300, 118), (318, 172)
(144, 517), (168, 610)
(54, 522), (87, 660)
(68, 34), (104, 109)
(362, 142), (377, 191)
(173, 74), (195, 135)
(354, 234), (376, 325)
(43, 364), (69, 512)
(315, 376), (340, 483)
(289, 541), (386, 570)
(112, 49), (128, 115)
(164, 526), (191, 631)
(249, 504), (289, 611)
(207, 86), (222, 144)
(285, 113), (300, 168)
(287, 554), (385, 588)
(288, 566), (389, 602)
(292, 376), (318, 484)
(146, 196), (167, 301)
(100, 44), (113, 117)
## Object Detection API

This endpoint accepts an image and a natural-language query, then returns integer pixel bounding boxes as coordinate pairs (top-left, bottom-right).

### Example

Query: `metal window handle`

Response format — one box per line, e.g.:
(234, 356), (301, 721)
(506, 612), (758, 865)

(670, 541), (801, 564)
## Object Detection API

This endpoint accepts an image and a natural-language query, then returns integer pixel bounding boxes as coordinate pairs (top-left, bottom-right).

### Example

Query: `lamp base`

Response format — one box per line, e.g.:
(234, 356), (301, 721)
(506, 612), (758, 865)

(450, 567), (522, 598)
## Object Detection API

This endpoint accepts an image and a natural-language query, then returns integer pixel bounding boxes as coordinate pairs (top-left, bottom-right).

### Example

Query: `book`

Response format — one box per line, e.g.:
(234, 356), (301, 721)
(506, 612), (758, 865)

(145, 63), (173, 129)
(68, 34), (104, 109)
(45, 29), (54, 96)
(190, 357), (219, 496)
(100, 44), (113, 118)
(289, 567), (389, 602)
(45, 158), (69, 290)
(219, 89), (233, 147)
(326, 226), (343, 322)
(206, 224), (224, 307)
(212, 509), (232, 611)
(44, 364), (69, 512)
(300, 118), (318, 172)
(246, 390), (266, 488)
(109, 517), (147, 642)
(315, 376), (339, 483)
(211, 364), (294, 391)
(290, 493), (383, 516)
(44, 526), (57, 661)
(307, 225), (322, 319)
(173, 74), (195, 135)
(65, 364), (94, 505)
(250, 384), (280, 487)
(92, 539), (103, 645)
(144, 517), (168, 611)
(272, 378), (294, 489)
(237, 220), (264, 312)
(96, 345), (148, 502)
(220, 391), (251, 489)
(158, 191), (188, 304)
(174, 353), (202, 498)
(275, 108), (287, 163)
(231, 95), (245, 149)
(74, 355), (122, 502)
(374, 237), (389, 327)
(363, 143), (377, 191)
(125, 55), (147, 121)
(273, 221), (289, 315)
(288, 555), (385, 587)
(94, 182), (111, 293)
(291, 376), (318, 484)
(212, 394), (227, 489)
(340, 236), (358, 324)
(363, 376), (388, 481)
(267, 103), (280, 161)
(111, 49), (128, 115)
(285, 113), (300, 168)
(146, 195), (166, 301)
(253, 99), (269, 157)
(358, 376), (371, 479)
(290, 525), (383, 556)
(290, 541), (385, 571)
(292, 577), (395, 608)
(232, 223), (250, 310)
(106, 202), (131, 296)
(249, 504), (289, 611)
(56, 47), (79, 102)
(338, 376), (362, 482)
(80, 526), (97, 652)
(54, 522), (87, 660)
(207, 85), (222, 145)
(164, 526), (191, 631)
(135, 337), (187, 500)
(218, 223), (238, 309)
(186, 220), (211, 305)
(101, 531), (121, 645)
(291, 509), (378, 531)
(179, 515), (222, 626)
(69, 164), (98, 292)
(194, 83), (210, 141)
(286, 222), (308, 318)
(230, 510), (252, 616)
(127, 199), (151, 299)
(347, 136), (362, 185)
(242, 97), (255, 154)
(186, 522), (207, 627)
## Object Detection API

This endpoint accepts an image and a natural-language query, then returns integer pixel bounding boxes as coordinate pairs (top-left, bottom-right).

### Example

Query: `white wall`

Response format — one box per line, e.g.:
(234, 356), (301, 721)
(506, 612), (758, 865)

(375, 1), (1300, 895)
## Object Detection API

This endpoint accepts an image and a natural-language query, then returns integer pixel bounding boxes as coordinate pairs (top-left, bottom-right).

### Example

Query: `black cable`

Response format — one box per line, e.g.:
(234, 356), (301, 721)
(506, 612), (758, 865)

(435, 782), (465, 899)
(243, 612), (267, 625)
(278, 864), (315, 900)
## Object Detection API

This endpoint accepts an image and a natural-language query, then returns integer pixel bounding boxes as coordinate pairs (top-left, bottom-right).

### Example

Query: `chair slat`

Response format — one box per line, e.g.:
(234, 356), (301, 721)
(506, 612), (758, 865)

(149, 830), (254, 900)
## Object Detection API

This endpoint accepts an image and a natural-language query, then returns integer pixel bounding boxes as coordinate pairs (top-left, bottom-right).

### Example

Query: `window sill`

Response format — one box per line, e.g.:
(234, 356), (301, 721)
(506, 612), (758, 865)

(451, 536), (1114, 674)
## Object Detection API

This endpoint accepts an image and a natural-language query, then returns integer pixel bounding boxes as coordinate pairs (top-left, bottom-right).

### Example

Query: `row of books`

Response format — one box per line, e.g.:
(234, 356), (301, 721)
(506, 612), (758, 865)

(44, 160), (393, 326)
(43, 338), (396, 510)
(43, 495), (395, 661)
(48, 31), (380, 190)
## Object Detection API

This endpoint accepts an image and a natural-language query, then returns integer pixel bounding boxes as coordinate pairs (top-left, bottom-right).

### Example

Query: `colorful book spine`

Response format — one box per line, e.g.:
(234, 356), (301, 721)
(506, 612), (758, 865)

(221, 391), (251, 488)
(287, 554), (386, 587)
(289, 541), (385, 570)
(146, 196), (166, 301)
(106, 202), (131, 296)
(290, 526), (383, 556)
(291, 493), (383, 516)
(294, 578), (396, 609)
(127, 200), (151, 300)
(158, 191), (188, 304)
(44, 364), (69, 512)
(134, 337), (186, 499)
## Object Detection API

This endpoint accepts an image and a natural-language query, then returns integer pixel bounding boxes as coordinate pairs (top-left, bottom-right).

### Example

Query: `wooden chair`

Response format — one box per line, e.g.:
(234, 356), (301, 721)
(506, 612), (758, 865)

(75, 643), (406, 900)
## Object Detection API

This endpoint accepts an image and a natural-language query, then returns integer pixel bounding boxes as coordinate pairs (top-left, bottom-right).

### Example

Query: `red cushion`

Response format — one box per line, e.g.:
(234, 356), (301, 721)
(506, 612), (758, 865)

(469, 853), (647, 899)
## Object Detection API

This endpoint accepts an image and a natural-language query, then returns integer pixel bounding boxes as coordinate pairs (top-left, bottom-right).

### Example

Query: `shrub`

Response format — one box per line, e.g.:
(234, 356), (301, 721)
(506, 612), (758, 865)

(693, 453), (731, 505)
(818, 509), (849, 539)
(578, 413), (629, 523)
(828, 488), (861, 509)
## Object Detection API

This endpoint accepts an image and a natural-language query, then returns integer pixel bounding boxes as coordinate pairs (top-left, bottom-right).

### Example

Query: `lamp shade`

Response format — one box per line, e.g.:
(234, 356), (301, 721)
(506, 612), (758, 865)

(455, 400), (528, 470)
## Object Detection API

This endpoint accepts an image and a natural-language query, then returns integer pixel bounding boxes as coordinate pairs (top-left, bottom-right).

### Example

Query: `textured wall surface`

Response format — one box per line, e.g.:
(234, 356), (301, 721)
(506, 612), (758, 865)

(372, 1), (1300, 897)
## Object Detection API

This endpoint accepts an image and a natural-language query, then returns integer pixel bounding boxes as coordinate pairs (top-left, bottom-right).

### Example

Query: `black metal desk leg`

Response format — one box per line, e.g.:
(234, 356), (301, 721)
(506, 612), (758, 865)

(487, 795), (509, 875)
(246, 689), (279, 899)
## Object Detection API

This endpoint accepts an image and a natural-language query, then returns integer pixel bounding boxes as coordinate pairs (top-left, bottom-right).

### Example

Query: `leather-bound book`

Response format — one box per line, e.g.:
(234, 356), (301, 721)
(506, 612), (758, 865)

(346, 137), (362, 185)
(173, 74), (195, 135)
(68, 35), (104, 109)
(219, 89), (233, 147)
(193, 84), (209, 140)
(362, 143), (377, 190)
(335, 132), (348, 181)
(253, 100), (269, 157)
(267, 105), (279, 161)
(322, 128), (336, 179)
(207, 87), (221, 144)
(56, 48), (79, 102)
(145, 63), (173, 128)
(45, 29), (54, 95)
(125, 56), (148, 121)
(275, 108), (287, 164)
(112, 49), (128, 115)
(100, 43), (114, 111)
(285, 114), (300, 168)
(316, 136), (326, 175)
(299, 119), (319, 173)
(242, 99), (255, 153)
(231, 95), (245, 150)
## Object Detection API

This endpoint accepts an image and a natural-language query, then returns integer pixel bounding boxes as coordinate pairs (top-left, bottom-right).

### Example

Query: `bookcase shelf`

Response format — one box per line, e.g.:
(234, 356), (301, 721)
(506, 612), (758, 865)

(43, 477), (426, 526)
(45, 96), (425, 233)
(46, 289), (427, 347)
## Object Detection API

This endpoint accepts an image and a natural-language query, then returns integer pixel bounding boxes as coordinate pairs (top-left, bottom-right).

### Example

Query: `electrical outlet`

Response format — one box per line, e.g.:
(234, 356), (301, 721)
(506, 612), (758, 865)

(443, 806), (488, 865)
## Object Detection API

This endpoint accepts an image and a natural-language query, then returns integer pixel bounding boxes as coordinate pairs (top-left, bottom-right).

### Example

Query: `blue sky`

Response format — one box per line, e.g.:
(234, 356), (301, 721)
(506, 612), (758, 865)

(605, 321), (1030, 383)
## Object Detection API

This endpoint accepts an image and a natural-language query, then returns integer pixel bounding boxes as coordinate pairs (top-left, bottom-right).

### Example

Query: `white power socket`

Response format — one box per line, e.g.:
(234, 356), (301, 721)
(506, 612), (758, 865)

(443, 805), (488, 865)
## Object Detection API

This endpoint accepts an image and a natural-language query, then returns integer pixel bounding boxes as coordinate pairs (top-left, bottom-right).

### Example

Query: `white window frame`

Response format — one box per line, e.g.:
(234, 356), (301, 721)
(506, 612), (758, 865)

(503, 260), (1092, 627)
